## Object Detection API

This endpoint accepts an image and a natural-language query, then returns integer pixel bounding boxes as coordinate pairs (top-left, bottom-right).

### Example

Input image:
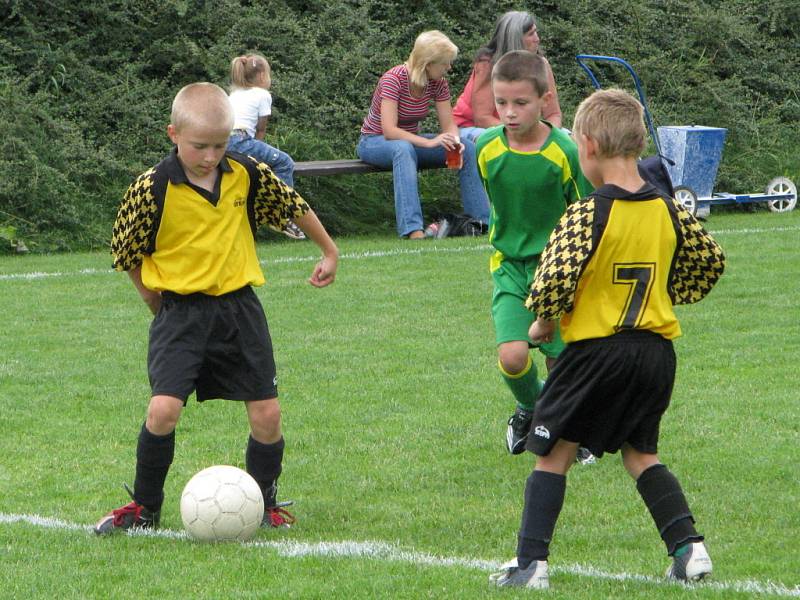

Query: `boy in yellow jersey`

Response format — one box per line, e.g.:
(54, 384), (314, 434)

(475, 51), (593, 456)
(95, 83), (338, 534)
(489, 89), (725, 589)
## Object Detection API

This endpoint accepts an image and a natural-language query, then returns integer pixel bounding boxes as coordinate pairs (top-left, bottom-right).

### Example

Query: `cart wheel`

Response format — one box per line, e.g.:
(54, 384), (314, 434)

(766, 177), (797, 212)
(673, 186), (698, 216)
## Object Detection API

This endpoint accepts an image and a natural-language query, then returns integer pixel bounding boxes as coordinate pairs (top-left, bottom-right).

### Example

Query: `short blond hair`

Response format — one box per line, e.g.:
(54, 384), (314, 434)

(572, 88), (646, 158)
(171, 82), (234, 132)
(406, 30), (458, 88)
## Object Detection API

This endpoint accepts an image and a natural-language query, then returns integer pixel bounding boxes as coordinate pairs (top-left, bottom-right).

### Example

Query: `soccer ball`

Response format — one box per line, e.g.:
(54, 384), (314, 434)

(180, 465), (264, 542)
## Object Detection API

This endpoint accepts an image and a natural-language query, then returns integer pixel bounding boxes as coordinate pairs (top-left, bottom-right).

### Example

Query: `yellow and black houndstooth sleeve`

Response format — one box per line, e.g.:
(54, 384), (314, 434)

(111, 168), (158, 271)
(526, 197), (596, 320)
(669, 199), (726, 304)
(251, 161), (310, 230)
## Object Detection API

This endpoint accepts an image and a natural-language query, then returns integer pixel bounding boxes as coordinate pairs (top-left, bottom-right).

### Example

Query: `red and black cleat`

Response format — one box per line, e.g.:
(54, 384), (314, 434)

(94, 485), (160, 535)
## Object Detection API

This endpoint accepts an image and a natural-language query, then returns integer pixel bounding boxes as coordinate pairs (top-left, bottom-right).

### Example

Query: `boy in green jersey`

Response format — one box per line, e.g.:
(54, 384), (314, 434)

(476, 50), (593, 456)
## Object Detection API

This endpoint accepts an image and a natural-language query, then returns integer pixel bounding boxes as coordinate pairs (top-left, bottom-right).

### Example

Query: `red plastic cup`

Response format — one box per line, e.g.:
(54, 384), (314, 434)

(446, 139), (463, 170)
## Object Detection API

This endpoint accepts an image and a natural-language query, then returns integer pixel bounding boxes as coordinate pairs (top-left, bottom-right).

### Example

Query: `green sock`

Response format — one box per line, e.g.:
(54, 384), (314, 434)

(499, 355), (542, 411)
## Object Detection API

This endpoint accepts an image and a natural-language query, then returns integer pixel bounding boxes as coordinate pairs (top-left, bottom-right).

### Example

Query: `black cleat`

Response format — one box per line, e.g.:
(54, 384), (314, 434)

(506, 407), (534, 455)
(261, 482), (296, 528)
(94, 485), (160, 535)
(575, 446), (597, 465)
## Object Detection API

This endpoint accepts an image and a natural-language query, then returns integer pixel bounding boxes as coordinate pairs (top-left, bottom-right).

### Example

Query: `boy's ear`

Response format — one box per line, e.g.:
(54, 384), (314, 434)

(580, 133), (597, 157)
(166, 123), (178, 144)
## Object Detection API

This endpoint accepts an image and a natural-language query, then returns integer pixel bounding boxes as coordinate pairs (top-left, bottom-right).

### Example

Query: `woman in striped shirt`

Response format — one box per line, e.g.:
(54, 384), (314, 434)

(357, 30), (490, 238)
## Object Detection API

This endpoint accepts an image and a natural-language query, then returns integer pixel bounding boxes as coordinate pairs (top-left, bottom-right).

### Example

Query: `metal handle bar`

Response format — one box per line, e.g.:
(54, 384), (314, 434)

(575, 54), (661, 155)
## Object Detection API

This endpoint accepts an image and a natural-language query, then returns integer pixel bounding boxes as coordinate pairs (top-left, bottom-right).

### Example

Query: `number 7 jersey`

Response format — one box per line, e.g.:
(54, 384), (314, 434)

(526, 183), (725, 343)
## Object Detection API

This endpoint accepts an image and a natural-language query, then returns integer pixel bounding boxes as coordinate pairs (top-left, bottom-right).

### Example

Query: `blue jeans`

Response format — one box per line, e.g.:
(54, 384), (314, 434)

(228, 132), (295, 187)
(458, 126), (487, 145)
(357, 134), (490, 237)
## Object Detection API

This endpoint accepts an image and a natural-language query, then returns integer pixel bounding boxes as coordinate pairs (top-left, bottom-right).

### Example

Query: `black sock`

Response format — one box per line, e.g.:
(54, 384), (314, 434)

(133, 423), (174, 512)
(517, 470), (566, 569)
(636, 463), (703, 555)
(246, 435), (284, 501)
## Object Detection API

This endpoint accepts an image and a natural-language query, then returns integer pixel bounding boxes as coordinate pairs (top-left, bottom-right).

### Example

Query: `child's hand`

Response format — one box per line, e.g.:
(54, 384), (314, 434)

(309, 255), (337, 288)
(529, 318), (556, 345)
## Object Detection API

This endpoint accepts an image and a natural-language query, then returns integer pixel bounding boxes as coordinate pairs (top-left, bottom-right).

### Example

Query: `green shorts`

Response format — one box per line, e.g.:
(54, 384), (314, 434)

(491, 254), (565, 358)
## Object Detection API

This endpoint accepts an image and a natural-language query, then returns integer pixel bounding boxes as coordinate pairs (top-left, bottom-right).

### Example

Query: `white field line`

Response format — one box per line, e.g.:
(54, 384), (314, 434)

(0, 223), (798, 283)
(2, 512), (799, 597)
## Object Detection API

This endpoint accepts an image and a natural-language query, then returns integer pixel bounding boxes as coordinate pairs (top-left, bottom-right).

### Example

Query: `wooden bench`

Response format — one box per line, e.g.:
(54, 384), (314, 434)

(294, 159), (444, 177)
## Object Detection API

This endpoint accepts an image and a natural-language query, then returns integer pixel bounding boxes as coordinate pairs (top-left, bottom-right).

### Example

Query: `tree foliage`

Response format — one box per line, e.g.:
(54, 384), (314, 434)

(1, 0), (797, 251)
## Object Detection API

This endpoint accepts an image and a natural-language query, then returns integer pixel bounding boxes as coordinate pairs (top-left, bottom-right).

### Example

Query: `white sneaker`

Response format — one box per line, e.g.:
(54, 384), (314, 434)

(666, 541), (712, 582)
(489, 557), (549, 589)
(575, 446), (597, 465)
(281, 221), (306, 240)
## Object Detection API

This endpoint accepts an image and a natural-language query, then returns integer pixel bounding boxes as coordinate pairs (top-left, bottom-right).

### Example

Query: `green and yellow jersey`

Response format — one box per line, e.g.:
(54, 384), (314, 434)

(476, 123), (593, 268)
(111, 148), (309, 295)
(526, 184), (726, 343)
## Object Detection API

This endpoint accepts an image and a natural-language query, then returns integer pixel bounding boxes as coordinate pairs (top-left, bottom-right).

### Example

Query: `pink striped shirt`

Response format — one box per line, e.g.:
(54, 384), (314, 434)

(360, 65), (450, 135)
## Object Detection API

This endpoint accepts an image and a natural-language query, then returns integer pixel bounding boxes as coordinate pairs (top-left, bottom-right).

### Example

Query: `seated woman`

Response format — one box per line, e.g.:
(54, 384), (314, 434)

(356, 30), (489, 239)
(453, 10), (562, 144)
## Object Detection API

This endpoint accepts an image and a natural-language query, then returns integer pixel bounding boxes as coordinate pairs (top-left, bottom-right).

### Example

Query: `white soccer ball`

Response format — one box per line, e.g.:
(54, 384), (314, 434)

(180, 465), (264, 542)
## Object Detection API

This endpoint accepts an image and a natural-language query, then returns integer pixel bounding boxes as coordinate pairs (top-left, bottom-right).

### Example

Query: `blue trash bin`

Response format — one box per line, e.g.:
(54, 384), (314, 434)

(657, 126), (727, 199)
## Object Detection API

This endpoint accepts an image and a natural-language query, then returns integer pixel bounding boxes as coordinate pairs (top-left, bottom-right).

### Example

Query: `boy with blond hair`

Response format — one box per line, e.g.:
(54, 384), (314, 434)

(489, 88), (725, 589)
(95, 82), (338, 534)
(476, 50), (593, 457)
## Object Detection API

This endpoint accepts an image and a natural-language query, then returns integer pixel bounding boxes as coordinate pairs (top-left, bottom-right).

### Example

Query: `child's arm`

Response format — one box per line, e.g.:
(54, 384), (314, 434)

(111, 170), (161, 313)
(529, 317), (557, 345)
(254, 115), (269, 141)
(293, 210), (339, 288)
(248, 157), (337, 287)
(127, 265), (162, 315)
(526, 198), (595, 319)
(669, 200), (726, 304)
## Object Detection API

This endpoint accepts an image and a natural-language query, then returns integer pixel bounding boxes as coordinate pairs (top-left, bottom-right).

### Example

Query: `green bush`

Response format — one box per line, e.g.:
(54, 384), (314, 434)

(0, 0), (797, 250)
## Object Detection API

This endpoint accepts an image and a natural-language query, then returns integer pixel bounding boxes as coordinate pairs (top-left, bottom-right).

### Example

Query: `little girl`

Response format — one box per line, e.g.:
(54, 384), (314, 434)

(228, 53), (304, 239)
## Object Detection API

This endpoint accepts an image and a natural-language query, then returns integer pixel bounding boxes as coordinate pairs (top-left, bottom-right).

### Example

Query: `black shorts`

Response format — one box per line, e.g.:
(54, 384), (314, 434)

(526, 330), (676, 458)
(147, 286), (277, 402)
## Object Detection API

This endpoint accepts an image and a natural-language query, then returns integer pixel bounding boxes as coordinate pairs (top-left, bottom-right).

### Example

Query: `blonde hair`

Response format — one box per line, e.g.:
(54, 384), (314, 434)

(572, 88), (646, 158)
(492, 50), (549, 97)
(230, 53), (271, 91)
(170, 82), (234, 132)
(406, 30), (458, 88)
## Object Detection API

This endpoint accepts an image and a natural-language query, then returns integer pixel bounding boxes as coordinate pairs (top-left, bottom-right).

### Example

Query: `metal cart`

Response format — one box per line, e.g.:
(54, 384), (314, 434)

(575, 54), (797, 216)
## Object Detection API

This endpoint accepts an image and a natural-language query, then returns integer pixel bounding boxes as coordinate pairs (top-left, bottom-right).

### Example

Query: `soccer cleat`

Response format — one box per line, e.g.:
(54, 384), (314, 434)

(94, 485), (160, 535)
(489, 557), (549, 589)
(575, 446), (597, 465)
(281, 221), (306, 240)
(261, 482), (296, 528)
(263, 504), (297, 528)
(506, 407), (534, 455)
(666, 542), (712, 582)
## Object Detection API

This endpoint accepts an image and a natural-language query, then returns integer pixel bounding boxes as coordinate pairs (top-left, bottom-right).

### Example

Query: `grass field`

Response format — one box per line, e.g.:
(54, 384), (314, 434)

(1, 209), (799, 599)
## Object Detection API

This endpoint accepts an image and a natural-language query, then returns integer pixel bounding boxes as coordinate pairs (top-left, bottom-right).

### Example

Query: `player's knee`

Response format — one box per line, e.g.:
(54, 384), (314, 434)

(498, 347), (529, 375)
(146, 396), (183, 434)
(248, 398), (281, 428)
(622, 445), (660, 479)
